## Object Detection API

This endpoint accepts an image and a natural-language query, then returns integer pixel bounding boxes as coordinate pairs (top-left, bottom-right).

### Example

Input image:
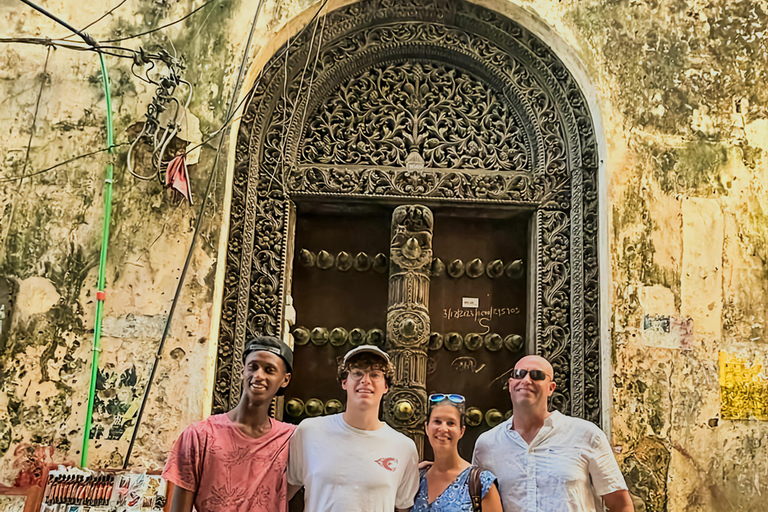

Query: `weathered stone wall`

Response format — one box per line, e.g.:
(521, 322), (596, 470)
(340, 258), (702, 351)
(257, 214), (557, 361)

(557, 1), (768, 510)
(0, 0), (316, 484)
(1, 0), (767, 510)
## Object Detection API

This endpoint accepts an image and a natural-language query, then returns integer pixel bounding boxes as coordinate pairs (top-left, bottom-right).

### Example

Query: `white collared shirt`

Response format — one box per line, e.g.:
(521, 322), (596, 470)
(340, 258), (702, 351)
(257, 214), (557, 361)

(472, 411), (627, 512)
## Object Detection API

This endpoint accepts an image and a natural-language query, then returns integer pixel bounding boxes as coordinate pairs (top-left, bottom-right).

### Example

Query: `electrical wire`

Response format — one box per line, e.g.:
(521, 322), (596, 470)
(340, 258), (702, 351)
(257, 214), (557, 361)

(18, 47), (51, 185)
(101, 0), (217, 43)
(0, 37), (176, 62)
(61, 0), (131, 40)
(0, 144), (129, 183)
(19, 0), (98, 47)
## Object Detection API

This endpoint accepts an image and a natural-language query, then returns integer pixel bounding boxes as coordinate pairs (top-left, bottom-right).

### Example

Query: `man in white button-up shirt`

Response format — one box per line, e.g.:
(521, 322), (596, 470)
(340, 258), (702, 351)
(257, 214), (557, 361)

(473, 355), (633, 512)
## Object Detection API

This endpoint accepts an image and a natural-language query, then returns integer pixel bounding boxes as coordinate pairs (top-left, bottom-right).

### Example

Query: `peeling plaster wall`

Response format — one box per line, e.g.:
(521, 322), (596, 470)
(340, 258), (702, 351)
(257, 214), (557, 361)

(2, 0), (768, 510)
(0, 0), (263, 484)
(553, 0), (768, 510)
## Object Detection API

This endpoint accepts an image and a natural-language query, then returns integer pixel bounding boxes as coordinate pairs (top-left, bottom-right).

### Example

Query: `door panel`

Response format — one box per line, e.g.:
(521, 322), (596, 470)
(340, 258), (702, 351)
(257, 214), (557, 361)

(285, 205), (530, 463)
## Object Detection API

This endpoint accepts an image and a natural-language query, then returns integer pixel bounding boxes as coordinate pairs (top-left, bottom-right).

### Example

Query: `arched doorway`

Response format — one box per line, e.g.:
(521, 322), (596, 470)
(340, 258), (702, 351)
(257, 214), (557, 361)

(214, 0), (602, 451)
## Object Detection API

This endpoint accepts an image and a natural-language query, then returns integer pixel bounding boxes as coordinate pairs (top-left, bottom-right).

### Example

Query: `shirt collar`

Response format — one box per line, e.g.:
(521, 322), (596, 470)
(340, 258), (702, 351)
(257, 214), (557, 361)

(507, 410), (562, 430)
(545, 410), (561, 426)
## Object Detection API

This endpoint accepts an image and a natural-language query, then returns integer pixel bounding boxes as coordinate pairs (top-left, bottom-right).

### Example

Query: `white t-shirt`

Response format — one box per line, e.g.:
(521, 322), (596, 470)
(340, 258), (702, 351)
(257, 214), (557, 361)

(287, 413), (420, 512)
(472, 411), (627, 512)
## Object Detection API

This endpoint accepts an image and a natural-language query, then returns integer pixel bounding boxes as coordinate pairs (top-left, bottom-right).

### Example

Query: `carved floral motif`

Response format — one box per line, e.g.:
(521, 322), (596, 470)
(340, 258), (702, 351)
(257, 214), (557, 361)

(301, 61), (530, 173)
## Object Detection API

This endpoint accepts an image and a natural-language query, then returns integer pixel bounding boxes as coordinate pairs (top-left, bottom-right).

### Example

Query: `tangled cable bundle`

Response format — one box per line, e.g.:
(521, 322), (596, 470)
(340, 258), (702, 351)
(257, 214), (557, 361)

(127, 50), (192, 184)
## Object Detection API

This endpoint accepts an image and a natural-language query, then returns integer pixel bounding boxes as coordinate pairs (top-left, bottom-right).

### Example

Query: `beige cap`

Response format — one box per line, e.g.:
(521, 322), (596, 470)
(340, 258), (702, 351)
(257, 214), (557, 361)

(342, 345), (390, 364)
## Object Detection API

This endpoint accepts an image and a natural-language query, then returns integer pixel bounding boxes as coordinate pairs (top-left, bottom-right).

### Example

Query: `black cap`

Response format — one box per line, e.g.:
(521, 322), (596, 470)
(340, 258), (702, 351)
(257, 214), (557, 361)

(243, 335), (293, 373)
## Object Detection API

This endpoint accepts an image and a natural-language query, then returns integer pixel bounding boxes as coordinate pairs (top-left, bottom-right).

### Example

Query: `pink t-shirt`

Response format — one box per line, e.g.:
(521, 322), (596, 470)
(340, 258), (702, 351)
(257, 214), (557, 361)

(162, 414), (296, 512)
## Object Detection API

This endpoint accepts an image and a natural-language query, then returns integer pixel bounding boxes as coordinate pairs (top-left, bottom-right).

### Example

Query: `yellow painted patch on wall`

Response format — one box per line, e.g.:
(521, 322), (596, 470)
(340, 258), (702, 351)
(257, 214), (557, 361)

(719, 351), (768, 420)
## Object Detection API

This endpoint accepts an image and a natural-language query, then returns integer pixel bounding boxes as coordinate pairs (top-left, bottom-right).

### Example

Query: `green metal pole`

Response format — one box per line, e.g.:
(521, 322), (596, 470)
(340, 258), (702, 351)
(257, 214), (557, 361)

(81, 52), (114, 467)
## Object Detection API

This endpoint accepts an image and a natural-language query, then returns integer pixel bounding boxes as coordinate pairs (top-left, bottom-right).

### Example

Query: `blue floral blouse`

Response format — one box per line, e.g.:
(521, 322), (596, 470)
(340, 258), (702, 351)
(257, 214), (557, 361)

(412, 466), (498, 512)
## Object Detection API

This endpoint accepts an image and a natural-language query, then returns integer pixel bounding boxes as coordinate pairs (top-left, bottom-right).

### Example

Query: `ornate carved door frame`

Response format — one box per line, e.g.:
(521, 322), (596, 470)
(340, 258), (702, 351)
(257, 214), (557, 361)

(214, 0), (603, 424)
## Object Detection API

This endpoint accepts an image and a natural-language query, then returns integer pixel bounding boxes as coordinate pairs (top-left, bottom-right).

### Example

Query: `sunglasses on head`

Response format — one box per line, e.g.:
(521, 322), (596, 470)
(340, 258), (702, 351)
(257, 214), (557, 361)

(428, 393), (466, 405)
(510, 369), (551, 381)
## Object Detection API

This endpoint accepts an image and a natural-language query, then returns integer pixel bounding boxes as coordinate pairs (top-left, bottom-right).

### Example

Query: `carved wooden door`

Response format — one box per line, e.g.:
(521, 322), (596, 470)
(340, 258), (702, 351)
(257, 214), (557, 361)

(215, 0), (603, 448)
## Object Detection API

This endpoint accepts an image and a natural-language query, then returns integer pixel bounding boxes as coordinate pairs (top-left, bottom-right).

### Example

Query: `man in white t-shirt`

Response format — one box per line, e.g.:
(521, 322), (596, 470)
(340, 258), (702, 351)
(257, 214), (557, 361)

(287, 345), (420, 512)
(473, 355), (633, 512)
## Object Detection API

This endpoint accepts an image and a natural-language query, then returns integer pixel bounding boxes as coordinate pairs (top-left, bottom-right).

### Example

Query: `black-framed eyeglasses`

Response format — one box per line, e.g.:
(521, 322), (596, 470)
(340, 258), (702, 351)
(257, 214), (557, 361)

(510, 369), (551, 381)
(429, 393), (466, 405)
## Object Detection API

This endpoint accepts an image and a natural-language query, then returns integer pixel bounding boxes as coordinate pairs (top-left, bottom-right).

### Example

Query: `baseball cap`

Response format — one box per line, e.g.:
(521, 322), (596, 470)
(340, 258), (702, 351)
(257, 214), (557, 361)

(342, 345), (390, 365)
(243, 335), (293, 372)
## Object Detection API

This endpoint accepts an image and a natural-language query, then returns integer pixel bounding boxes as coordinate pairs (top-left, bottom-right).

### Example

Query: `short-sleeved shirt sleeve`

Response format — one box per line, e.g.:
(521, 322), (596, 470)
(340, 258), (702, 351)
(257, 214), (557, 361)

(587, 429), (628, 496)
(162, 423), (208, 492)
(286, 421), (305, 487)
(480, 470), (497, 500)
(394, 442), (420, 509)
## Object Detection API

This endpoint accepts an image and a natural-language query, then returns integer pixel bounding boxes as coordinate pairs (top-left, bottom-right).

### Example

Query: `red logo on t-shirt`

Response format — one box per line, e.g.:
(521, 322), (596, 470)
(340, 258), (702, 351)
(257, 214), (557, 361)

(375, 457), (398, 471)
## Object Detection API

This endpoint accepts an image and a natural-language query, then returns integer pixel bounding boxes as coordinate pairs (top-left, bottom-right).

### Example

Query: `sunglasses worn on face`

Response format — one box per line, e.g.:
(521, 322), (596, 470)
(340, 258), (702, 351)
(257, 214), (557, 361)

(429, 393), (466, 405)
(511, 369), (550, 381)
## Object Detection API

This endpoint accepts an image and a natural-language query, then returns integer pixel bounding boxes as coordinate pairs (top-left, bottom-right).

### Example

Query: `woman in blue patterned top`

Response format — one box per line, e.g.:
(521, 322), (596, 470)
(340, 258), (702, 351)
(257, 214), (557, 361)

(412, 394), (503, 512)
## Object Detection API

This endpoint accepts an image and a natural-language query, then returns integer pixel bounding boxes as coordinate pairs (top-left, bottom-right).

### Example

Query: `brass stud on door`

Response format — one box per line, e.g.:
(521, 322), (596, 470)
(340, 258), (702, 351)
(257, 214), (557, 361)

(504, 334), (524, 351)
(466, 258), (484, 278)
(317, 250), (335, 270)
(486, 259), (504, 278)
(485, 409), (504, 427)
(329, 327), (348, 347)
(285, 398), (305, 417)
(366, 328), (385, 347)
(297, 249), (315, 267)
(354, 252), (371, 272)
(400, 318), (418, 338)
(485, 332), (503, 351)
(311, 327), (329, 346)
(464, 333), (483, 351)
(402, 237), (423, 260)
(431, 258), (445, 277)
(348, 328), (366, 346)
(445, 332), (463, 351)
(305, 398), (324, 417)
(465, 407), (483, 427)
(447, 259), (465, 278)
(336, 251), (353, 271)
(428, 332), (443, 351)
(372, 253), (388, 273)
(505, 259), (524, 279)
(292, 326), (310, 346)
(394, 400), (415, 421)
(324, 399), (343, 415)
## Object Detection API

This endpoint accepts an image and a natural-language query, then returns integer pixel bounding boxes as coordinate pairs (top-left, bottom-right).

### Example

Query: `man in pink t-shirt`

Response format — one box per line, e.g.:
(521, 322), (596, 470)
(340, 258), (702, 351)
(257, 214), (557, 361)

(163, 336), (296, 512)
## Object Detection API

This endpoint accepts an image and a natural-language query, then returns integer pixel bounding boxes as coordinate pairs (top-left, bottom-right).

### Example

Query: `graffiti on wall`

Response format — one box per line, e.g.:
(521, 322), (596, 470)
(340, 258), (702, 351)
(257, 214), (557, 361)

(91, 365), (143, 441)
(0, 277), (15, 351)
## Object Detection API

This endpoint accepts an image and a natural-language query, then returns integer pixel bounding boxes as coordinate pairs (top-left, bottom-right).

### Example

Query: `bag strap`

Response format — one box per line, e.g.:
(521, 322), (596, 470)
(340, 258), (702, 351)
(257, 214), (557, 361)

(468, 466), (483, 512)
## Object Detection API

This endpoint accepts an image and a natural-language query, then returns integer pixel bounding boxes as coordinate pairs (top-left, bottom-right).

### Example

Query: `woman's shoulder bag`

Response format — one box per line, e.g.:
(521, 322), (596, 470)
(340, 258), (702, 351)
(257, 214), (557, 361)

(468, 466), (483, 512)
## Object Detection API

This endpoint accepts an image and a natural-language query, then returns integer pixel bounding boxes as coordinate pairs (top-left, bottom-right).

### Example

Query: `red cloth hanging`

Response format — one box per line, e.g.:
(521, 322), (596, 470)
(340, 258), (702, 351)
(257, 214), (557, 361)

(165, 154), (193, 205)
